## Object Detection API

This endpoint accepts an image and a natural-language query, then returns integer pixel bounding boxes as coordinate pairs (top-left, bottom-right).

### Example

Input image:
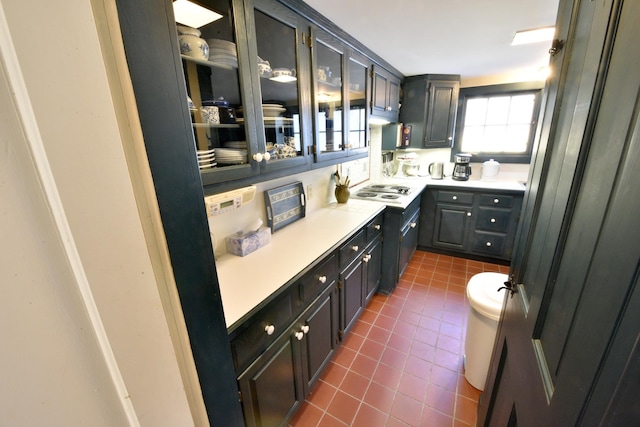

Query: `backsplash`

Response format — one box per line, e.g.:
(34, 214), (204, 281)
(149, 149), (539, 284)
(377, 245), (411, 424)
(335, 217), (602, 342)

(207, 157), (371, 257)
(207, 126), (530, 258)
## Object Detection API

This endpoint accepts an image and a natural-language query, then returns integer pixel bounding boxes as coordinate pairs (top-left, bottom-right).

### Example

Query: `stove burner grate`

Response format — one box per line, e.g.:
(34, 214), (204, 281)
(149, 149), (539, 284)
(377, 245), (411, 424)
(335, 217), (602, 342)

(356, 192), (378, 198)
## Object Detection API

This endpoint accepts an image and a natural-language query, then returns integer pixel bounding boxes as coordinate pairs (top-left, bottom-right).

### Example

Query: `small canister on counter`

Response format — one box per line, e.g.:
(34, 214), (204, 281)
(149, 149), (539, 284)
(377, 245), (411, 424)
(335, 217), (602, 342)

(482, 159), (501, 180)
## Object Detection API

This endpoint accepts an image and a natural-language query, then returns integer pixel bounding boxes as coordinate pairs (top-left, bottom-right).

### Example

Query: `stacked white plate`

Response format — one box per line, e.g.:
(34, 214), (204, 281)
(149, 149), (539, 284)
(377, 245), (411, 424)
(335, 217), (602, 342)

(197, 149), (216, 169)
(262, 104), (286, 117)
(216, 147), (247, 165)
(207, 39), (238, 69)
(223, 141), (248, 149)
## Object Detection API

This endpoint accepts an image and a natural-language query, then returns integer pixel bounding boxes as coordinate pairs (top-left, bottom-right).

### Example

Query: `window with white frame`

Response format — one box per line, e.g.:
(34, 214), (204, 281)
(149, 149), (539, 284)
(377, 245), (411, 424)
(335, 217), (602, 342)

(452, 82), (544, 163)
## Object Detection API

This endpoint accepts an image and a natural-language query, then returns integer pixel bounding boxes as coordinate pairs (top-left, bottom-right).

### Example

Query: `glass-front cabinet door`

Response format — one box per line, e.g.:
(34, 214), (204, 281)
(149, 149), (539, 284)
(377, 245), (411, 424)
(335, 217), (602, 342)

(346, 52), (370, 156)
(174, 0), (258, 185)
(247, 0), (311, 173)
(311, 27), (369, 163)
(312, 28), (344, 162)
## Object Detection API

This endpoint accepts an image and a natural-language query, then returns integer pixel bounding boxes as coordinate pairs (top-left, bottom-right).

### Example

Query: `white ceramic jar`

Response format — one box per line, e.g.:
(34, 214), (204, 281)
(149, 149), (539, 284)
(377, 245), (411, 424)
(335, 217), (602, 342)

(177, 25), (209, 60)
(482, 159), (500, 179)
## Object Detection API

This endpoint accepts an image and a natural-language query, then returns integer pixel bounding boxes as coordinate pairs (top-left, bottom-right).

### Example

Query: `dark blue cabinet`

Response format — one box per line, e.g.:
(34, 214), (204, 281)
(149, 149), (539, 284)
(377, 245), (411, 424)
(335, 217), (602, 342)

(400, 74), (460, 149)
(379, 196), (422, 295)
(419, 187), (523, 262)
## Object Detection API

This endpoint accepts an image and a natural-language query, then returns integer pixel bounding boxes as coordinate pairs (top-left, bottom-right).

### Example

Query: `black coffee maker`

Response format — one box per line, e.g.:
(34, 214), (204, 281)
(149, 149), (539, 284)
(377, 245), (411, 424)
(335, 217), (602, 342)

(452, 153), (472, 181)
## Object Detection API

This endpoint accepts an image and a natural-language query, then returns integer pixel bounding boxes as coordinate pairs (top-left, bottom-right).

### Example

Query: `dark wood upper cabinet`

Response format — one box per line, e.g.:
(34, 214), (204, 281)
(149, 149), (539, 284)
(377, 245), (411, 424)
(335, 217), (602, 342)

(400, 74), (460, 149)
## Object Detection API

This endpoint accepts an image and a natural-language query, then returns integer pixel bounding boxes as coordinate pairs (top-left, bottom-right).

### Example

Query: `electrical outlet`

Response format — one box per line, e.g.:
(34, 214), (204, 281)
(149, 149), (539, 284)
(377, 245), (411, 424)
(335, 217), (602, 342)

(307, 184), (313, 200)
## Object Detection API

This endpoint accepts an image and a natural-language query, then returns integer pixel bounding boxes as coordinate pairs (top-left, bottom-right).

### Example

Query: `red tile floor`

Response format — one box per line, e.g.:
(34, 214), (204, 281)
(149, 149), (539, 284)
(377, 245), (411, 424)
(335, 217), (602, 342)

(290, 250), (509, 427)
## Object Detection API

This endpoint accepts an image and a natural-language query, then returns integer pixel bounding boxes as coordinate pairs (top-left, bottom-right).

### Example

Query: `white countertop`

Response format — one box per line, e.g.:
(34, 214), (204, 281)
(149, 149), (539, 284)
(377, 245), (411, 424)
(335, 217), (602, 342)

(382, 175), (527, 192)
(217, 200), (385, 329)
(217, 175), (524, 329)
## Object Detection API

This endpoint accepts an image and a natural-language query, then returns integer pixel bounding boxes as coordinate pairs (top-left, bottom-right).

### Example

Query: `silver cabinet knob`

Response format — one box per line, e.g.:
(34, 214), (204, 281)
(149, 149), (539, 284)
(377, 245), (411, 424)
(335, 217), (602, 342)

(318, 275), (327, 284)
(362, 254), (371, 263)
(490, 218), (496, 223)
(448, 136), (453, 141)
(295, 331), (304, 341)
(374, 224), (381, 230)
(452, 195), (458, 200)
(410, 222), (417, 228)
(466, 212), (472, 217)
(494, 198), (500, 204)
(486, 242), (492, 247)
(301, 325), (309, 334)
(265, 325), (275, 335)
(352, 245), (359, 252)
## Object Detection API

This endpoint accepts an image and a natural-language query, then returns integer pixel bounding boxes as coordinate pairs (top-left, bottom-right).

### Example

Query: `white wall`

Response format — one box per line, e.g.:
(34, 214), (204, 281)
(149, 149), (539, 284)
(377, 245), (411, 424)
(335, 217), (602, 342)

(0, 0), (196, 425)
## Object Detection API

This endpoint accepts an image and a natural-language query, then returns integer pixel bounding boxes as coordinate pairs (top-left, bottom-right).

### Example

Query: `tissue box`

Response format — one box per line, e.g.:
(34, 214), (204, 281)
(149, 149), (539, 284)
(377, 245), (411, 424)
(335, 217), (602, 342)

(226, 227), (271, 257)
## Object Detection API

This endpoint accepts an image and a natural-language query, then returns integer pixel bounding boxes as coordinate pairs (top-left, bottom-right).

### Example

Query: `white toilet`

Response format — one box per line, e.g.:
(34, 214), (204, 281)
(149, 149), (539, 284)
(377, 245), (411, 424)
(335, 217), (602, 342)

(464, 272), (508, 390)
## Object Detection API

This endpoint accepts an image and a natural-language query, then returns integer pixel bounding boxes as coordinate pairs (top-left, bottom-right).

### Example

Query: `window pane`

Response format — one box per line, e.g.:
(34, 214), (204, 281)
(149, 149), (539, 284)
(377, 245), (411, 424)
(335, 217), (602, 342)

(508, 94), (535, 124)
(485, 97), (511, 125)
(465, 98), (488, 125)
(506, 125), (531, 152)
(460, 89), (538, 158)
(461, 126), (485, 152)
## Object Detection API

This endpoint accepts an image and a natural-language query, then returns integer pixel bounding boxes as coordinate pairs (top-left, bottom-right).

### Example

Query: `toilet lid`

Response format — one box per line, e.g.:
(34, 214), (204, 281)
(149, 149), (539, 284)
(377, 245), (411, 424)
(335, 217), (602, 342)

(466, 272), (509, 321)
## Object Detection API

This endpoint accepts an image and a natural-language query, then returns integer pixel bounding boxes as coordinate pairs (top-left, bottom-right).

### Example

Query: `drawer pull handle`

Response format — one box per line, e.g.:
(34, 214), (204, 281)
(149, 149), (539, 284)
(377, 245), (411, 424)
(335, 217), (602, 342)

(467, 212), (472, 217)
(490, 218), (496, 223)
(295, 331), (304, 341)
(363, 254), (370, 263)
(494, 198), (500, 204)
(410, 222), (417, 228)
(374, 224), (381, 230)
(265, 325), (275, 335)
(452, 195), (458, 200)
(301, 325), (310, 334)
(318, 275), (327, 284)
(352, 245), (359, 252)
(486, 242), (492, 247)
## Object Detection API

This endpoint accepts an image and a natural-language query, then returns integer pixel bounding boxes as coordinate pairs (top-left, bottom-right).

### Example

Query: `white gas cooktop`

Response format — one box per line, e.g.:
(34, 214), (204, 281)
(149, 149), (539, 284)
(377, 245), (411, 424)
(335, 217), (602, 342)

(351, 183), (414, 204)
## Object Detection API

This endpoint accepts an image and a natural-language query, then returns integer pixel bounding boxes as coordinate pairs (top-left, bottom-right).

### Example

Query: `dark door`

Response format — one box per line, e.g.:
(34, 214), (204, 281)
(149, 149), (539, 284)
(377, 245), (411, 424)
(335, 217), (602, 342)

(237, 328), (303, 427)
(364, 237), (382, 302)
(299, 284), (339, 394)
(433, 204), (471, 250)
(479, 0), (640, 425)
(340, 257), (364, 335)
(424, 80), (458, 148)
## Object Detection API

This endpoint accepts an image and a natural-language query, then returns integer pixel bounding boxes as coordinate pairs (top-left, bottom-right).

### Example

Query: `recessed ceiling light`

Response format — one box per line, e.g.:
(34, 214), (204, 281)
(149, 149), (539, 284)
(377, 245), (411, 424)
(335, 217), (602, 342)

(173, 0), (223, 29)
(512, 27), (555, 45)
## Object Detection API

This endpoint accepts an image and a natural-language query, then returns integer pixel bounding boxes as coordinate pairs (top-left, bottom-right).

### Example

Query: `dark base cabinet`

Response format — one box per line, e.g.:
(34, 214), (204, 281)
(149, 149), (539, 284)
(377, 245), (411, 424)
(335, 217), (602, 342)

(364, 237), (382, 303)
(419, 187), (523, 262)
(379, 196), (421, 295)
(237, 328), (302, 427)
(231, 212), (383, 427)
(338, 213), (384, 336)
(237, 282), (338, 427)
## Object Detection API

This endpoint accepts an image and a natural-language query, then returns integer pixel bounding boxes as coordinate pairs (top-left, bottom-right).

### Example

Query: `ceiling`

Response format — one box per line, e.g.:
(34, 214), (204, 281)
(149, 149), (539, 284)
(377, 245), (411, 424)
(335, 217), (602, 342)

(303, 0), (560, 84)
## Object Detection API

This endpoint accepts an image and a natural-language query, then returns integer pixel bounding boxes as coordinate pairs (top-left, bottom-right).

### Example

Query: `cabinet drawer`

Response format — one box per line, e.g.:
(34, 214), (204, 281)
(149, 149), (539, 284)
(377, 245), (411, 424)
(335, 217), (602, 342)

(479, 193), (514, 208)
(366, 213), (384, 242)
(402, 209), (420, 234)
(339, 229), (366, 269)
(475, 207), (512, 233)
(230, 290), (295, 372)
(471, 231), (507, 257)
(300, 253), (338, 303)
(437, 190), (474, 205)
